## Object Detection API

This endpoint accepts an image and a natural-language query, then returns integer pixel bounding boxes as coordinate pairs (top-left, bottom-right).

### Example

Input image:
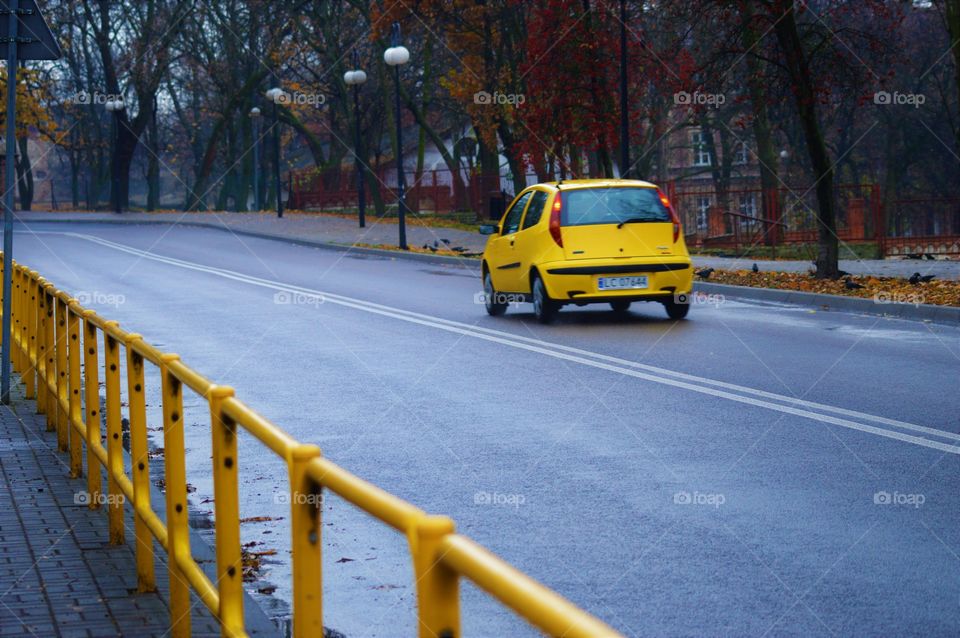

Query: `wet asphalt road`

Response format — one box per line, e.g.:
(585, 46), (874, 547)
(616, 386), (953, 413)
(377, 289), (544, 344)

(12, 221), (960, 637)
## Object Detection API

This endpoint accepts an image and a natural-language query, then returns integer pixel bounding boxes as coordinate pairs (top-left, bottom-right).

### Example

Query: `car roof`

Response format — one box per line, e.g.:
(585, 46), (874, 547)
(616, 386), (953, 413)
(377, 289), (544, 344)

(538, 178), (659, 190)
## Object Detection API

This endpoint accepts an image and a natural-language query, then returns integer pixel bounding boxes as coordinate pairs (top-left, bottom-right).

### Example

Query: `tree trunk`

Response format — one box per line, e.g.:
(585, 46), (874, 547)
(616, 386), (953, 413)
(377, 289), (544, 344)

(947, 0), (960, 154)
(741, 5), (781, 244)
(773, 3), (838, 278)
(69, 149), (80, 208)
(146, 99), (160, 211)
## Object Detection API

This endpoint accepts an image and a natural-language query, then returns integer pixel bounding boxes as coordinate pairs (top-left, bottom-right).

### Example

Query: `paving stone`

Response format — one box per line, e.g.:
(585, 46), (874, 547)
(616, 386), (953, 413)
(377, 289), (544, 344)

(0, 385), (221, 636)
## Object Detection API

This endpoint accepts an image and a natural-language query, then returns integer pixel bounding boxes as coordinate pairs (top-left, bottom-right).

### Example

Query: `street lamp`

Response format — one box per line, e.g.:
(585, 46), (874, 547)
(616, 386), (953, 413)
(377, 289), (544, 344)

(344, 52), (368, 228)
(384, 22), (410, 249)
(266, 87), (286, 218)
(249, 106), (262, 211)
(618, 0), (630, 179)
(104, 98), (125, 214)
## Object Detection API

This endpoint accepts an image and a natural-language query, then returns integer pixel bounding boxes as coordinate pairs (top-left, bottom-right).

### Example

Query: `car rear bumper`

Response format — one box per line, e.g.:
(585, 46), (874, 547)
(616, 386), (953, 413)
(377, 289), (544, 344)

(539, 257), (693, 304)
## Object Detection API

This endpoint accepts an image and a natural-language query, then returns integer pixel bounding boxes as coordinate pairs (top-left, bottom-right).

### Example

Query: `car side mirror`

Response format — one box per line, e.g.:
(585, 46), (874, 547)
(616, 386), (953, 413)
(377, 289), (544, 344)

(479, 224), (499, 236)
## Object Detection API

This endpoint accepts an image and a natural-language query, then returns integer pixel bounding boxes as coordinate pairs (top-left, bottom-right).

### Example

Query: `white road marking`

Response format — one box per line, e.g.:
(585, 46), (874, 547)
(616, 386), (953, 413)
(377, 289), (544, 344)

(31, 231), (960, 454)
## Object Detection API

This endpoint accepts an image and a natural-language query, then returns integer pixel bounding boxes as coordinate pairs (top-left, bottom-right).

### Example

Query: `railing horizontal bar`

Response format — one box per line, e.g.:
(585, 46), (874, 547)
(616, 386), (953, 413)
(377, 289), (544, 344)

(174, 553), (221, 620)
(88, 439), (108, 466)
(439, 534), (621, 638)
(306, 457), (423, 532)
(165, 359), (212, 396)
(133, 498), (170, 551)
(130, 339), (164, 366)
(114, 472), (134, 502)
(221, 398), (297, 458)
(70, 416), (87, 439)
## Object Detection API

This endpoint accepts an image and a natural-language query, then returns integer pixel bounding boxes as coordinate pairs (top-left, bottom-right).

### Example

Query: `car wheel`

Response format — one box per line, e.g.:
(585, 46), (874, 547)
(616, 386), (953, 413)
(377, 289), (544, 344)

(610, 300), (631, 313)
(483, 272), (507, 316)
(532, 273), (559, 324)
(663, 298), (690, 320)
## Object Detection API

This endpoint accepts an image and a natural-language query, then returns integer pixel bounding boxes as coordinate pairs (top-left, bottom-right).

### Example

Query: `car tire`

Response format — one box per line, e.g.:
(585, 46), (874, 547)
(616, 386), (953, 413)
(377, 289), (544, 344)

(663, 298), (690, 320)
(610, 300), (631, 313)
(531, 273), (559, 324)
(483, 271), (507, 316)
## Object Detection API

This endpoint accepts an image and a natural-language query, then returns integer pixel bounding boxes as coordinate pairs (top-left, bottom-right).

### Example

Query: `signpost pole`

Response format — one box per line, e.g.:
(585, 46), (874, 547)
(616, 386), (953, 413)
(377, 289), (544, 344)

(1, 0), (20, 404)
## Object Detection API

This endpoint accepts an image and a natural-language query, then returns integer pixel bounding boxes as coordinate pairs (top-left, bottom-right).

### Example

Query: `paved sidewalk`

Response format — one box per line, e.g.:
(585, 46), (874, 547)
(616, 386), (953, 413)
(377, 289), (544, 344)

(0, 385), (221, 637)
(15, 210), (488, 254)
(14, 210), (960, 280)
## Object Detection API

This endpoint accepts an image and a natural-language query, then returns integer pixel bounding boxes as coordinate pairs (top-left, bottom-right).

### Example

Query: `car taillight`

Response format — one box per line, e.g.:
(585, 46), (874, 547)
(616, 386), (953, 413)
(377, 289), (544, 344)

(658, 189), (681, 243)
(549, 192), (563, 247)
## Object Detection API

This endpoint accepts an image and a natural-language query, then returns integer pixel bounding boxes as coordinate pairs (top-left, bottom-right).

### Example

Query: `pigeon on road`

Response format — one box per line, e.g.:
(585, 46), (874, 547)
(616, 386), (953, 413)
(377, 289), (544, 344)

(695, 268), (714, 280)
(752, 263), (759, 273)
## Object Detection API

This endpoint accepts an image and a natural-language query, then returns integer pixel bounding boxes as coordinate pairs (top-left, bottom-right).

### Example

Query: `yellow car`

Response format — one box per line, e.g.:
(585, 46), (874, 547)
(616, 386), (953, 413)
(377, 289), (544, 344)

(479, 179), (693, 323)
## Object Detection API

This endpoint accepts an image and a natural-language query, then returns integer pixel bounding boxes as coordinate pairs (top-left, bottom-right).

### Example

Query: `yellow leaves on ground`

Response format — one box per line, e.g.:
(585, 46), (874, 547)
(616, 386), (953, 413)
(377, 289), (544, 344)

(708, 269), (959, 307)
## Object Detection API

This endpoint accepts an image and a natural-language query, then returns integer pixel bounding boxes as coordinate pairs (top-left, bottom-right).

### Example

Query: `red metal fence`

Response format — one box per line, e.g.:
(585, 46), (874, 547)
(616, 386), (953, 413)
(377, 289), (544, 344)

(668, 183), (960, 257)
(289, 167), (528, 219)
(290, 168), (960, 256)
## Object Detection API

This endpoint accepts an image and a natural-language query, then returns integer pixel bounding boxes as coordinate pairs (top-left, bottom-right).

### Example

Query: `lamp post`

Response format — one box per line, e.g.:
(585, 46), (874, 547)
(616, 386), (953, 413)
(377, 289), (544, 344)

(618, 0), (630, 179)
(265, 87), (285, 218)
(384, 23), (410, 249)
(344, 52), (368, 228)
(249, 106), (262, 211)
(104, 98), (125, 214)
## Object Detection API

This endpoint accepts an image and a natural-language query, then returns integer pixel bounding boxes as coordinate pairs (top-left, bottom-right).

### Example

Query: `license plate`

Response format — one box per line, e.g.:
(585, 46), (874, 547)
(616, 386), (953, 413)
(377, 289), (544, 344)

(597, 275), (648, 290)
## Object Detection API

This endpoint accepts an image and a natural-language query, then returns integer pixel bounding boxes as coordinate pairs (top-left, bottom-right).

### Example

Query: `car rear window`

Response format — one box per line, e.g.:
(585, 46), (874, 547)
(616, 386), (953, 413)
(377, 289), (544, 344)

(562, 187), (671, 227)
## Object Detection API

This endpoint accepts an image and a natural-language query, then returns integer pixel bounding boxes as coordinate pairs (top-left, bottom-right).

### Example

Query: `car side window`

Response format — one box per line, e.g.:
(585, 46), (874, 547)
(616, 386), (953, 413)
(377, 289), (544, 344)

(521, 191), (548, 230)
(501, 192), (531, 235)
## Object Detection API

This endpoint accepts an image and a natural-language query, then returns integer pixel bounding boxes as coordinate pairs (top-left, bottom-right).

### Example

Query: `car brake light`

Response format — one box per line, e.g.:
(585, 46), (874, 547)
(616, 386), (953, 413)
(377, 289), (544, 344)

(549, 192), (563, 247)
(658, 188), (681, 243)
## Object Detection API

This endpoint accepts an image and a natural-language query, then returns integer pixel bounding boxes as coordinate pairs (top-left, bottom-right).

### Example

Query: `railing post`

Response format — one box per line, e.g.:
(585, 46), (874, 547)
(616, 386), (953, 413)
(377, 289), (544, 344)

(11, 265), (21, 375)
(208, 384), (245, 637)
(34, 277), (46, 415)
(289, 443), (323, 638)
(42, 285), (56, 432)
(54, 294), (69, 451)
(83, 310), (101, 508)
(125, 334), (156, 592)
(103, 322), (125, 544)
(67, 300), (83, 479)
(23, 270), (37, 399)
(410, 515), (460, 638)
(160, 353), (191, 638)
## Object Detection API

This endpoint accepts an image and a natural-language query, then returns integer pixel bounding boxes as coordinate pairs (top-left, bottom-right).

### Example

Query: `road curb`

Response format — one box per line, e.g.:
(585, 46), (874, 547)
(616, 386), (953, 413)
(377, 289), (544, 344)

(20, 217), (958, 326)
(697, 282), (960, 326)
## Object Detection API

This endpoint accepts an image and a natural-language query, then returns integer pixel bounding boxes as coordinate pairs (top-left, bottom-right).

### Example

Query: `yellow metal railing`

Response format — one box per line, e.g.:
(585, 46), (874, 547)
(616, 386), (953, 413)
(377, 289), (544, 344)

(3, 257), (622, 638)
